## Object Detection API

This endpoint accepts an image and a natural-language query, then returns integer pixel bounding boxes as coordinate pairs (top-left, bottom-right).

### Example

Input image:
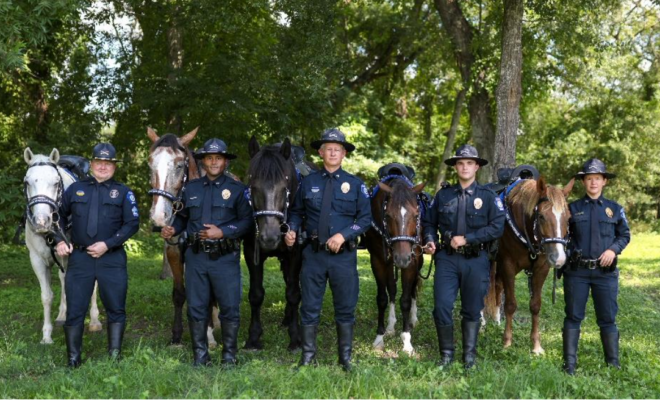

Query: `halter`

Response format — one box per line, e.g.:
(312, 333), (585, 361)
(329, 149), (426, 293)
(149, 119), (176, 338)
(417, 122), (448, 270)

(147, 154), (189, 214)
(24, 161), (65, 229)
(248, 176), (292, 236)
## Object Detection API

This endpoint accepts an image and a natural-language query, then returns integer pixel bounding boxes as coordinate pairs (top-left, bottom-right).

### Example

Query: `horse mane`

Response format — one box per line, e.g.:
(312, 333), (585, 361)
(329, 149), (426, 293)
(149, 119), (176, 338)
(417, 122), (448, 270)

(248, 145), (293, 184)
(387, 178), (417, 208)
(508, 179), (567, 215)
(151, 133), (186, 152)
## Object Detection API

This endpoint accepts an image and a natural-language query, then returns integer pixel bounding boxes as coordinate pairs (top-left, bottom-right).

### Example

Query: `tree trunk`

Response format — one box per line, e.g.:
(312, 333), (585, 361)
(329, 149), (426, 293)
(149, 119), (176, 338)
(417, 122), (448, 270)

(166, 5), (183, 134)
(436, 88), (466, 187)
(493, 0), (524, 181)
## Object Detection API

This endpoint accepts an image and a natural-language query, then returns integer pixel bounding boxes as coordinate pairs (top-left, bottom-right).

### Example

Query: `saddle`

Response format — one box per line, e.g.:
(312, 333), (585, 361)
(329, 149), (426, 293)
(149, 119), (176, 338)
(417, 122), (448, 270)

(58, 155), (90, 181)
(484, 164), (539, 194)
(377, 162), (415, 181)
(291, 145), (314, 177)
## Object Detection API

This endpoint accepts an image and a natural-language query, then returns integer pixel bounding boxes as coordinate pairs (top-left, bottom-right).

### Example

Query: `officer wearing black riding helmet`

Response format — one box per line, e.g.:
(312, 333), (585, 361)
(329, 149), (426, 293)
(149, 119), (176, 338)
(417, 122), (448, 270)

(161, 138), (252, 367)
(562, 158), (631, 375)
(284, 128), (372, 371)
(55, 143), (139, 367)
(422, 144), (505, 369)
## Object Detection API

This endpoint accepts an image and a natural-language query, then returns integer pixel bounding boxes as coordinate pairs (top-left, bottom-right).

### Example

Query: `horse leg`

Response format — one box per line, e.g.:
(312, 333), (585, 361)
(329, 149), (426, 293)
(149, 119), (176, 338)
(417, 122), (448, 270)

(55, 268), (67, 326)
(207, 302), (218, 349)
(371, 258), (389, 351)
(385, 261), (397, 336)
(88, 281), (103, 332)
(502, 266), (517, 348)
(530, 265), (550, 355)
(167, 245), (185, 345)
(284, 250), (302, 351)
(399, 267), (417, 356)
(30, 252), (54, 344)
(494, 274), (505, 326)
(244, 243), (265, 350)
(160, 245), (173, 280)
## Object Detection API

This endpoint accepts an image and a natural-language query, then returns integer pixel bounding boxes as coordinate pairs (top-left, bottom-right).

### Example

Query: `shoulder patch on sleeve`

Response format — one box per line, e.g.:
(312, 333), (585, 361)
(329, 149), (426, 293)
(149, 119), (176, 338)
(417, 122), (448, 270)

(131, 206), (139, 217)
(620, 207), (627, 223)
(495, 197), (504, 211)
(127, 191), (136, 204)
(361, 184), (370, 199)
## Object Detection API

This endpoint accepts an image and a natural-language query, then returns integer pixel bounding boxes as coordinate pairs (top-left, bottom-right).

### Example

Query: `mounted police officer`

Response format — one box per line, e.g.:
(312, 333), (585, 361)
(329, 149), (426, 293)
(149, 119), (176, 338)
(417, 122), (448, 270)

(422, 144), (505, 369)
(55, 143), (139, 367)
(284, 128), (372, 371)
(161, 138), (252, 367)
(562, 158), (631, 375)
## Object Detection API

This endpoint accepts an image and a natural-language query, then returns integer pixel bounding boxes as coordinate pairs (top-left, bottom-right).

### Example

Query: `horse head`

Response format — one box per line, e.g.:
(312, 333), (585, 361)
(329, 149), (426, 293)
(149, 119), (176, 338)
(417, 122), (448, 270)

(376, 179), (426, 269)
(248, 135), (296, 251)
(147, 127), (199, 227)
(23, 148), (62, 233)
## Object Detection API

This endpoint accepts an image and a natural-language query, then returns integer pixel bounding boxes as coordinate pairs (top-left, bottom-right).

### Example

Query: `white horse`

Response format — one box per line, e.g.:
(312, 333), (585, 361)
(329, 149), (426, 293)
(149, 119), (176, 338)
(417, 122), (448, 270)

(23, 147), (102, 344)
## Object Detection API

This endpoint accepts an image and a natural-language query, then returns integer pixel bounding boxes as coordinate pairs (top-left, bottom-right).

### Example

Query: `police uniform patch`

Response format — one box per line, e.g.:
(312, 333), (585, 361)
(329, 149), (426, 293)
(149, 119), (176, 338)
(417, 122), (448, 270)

(351, 224), (361, 231)
(76, 190), (85, 197)
(131, 206), (139, 217)
(620, 207), (628, 223)
(222, 189), (231, 200)
(244, 188), (251, 202)
(495, 197), (504, 211)
(361, 184), (370, 198)
(109, 189), (119, 199)
(341, 182), (350, 193)
(127, 191), (136, 204)
(605, 207), (614, 218)
(474, 198), (483, 210)
(311, 187), (320, 193)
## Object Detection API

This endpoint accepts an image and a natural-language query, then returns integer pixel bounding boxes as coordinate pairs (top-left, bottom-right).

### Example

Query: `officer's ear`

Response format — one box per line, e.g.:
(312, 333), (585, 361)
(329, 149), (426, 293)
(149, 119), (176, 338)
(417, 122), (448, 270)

(378, 182), (393, 193)
(147, 127), (159, 143)
(280, 138), (292, 160)
(537, 176), (548, 196)
(24, 147), (34, 164)
(412, 183), (426, 194)
(249, 135), (260, 159)
(562, 178), (575, 198)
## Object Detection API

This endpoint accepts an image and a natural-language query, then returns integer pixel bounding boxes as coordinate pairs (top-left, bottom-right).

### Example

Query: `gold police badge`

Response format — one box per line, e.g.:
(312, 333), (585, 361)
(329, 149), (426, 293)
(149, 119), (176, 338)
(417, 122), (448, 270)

(222, 189), (231, 200)
(341, 182), (350, 193)
(605, 207), (613, 218)
(474, 198), (483, 210)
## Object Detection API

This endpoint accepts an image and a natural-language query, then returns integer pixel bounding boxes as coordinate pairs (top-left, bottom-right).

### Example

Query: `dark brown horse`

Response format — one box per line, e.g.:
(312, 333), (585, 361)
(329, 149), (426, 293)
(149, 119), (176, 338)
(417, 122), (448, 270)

(484, 177), (574, 354)
(242, 136), (308, 351)
(364, 175), (426, 355)
(147, 128), (220, 346)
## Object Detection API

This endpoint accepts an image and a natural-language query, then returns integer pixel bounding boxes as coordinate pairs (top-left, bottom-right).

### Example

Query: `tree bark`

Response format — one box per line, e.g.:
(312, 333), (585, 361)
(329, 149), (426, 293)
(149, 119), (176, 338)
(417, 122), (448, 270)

(436, 88), (466, 187)
(166, 4), (183, 134)
(493, 0), (524, 180)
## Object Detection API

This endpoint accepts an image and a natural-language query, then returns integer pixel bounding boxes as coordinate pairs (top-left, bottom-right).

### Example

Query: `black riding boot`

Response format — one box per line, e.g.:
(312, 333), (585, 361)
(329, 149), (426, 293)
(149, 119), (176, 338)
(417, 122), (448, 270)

(600, 330), (620, 369)
(461, 319), (480, 370)
(221, 322), (239, 366)
(107, 322), (125, 360)
(189, 320), (211, 367)
(64, 324), (84, 368)
(435, 323), (455, 366)
(299, 325), (318, 367)
(562, 328), (580, 375)
(336, 322), (354, 372)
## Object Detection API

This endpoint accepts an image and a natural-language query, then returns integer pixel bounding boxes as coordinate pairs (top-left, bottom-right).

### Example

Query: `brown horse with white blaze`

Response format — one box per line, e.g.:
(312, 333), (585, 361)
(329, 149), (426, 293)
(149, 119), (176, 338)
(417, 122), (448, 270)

(484, 177), (574, 354)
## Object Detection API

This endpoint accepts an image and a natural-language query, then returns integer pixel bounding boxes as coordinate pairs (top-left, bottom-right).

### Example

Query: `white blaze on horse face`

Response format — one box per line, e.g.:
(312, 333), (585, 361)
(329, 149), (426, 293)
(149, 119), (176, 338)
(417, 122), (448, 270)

(150, 149), (177, 227)
(552, 208), (567, 267)
(400, 206), (408, 235)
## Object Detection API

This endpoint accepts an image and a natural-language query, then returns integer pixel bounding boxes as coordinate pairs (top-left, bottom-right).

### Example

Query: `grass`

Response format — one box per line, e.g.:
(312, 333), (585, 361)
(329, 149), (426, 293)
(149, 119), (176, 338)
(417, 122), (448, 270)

(1, 233), (659, 398)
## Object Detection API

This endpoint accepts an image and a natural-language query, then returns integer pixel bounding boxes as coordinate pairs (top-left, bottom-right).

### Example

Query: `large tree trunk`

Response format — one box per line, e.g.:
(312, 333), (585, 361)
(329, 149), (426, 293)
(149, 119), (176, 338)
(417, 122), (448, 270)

(493, 0), (524, 181)
(436, 88), (466, 187)
(166, 5), (183, 135)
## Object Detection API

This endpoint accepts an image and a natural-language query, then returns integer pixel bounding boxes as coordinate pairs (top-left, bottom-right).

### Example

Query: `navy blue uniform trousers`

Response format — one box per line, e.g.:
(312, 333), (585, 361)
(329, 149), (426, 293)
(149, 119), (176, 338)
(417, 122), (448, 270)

(563, 268), (619, 333)
(185, 248), (241, 324)
(300, 246), (359, 326)
(433, 250), (490, 326)
(65, 248), (127, 326)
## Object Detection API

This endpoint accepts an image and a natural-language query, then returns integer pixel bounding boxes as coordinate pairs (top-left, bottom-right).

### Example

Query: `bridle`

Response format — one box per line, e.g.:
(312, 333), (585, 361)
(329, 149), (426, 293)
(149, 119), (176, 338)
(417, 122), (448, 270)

(247, 177), (292, 237)
(147, 151), (190, 219)
(24, 161), (65, 231)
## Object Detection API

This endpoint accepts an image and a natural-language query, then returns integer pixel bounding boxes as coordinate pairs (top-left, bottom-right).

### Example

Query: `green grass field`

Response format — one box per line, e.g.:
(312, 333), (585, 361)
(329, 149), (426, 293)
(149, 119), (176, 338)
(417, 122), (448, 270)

(1, 233), (659, 398)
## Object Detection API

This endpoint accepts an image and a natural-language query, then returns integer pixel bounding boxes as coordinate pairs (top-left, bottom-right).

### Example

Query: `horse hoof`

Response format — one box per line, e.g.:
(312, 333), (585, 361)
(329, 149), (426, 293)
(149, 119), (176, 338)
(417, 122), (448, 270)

(55, 319), (66, 327)
(88, 323), (103, 333)
(243, 342), (264, 351)
(288, 343), (302, 353)
(209, 342), (218, 349)
(40, 338), (54, 345)
(372, 335), (385, 351)
(170, 339), (183, 346)
(532, 347), (545, 355)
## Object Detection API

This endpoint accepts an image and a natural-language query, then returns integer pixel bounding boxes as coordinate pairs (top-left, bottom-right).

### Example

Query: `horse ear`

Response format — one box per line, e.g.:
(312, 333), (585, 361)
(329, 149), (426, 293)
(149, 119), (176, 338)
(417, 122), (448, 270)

(412, 183), (426, 194)
(562, 178), (575, 198)
(378, 182), (392, 193)
(537, 176), (547, 195)
(49, 148), (60, 164)
(180, 127), (198, 146)
(280, 138), (292, 160)
(147, 127), (160, 143)
(248, 135), (260, 159)
(24, 147), (34, 164)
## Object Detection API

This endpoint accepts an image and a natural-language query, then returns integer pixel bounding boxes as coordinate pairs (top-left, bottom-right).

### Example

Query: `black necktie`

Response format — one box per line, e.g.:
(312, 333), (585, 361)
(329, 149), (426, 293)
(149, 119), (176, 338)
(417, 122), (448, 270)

(86, 183), (99, 237)
(317, 174), (334, 243)
(202, 182), (213, 225)
(589, 200), (601, 259)
(456, 189), (467, 236)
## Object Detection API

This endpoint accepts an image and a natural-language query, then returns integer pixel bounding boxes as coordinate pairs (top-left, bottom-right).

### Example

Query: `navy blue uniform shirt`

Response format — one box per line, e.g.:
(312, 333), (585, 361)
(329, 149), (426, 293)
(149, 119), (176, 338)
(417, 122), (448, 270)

(568, 195), (631, 259)
(172, 174), (253, 239)
(422, 181), (505, 245)
(59, 177), (139, 248)
(288, 167), (372, 241)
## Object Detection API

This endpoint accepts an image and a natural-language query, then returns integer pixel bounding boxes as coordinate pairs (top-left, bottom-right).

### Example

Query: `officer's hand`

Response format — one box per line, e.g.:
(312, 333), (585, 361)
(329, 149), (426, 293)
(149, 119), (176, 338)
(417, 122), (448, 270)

(326, 233), (345, 253)
(200, 224), (223, 240)
(161, 226), (175, 239)
(56, 242), (73, 257)
(424, 241), (436, 255)
(450, 235), (467, 249)
(284, 231), (296, 247)
(87, 242), (108, 258)
(598, 249), (616, 267)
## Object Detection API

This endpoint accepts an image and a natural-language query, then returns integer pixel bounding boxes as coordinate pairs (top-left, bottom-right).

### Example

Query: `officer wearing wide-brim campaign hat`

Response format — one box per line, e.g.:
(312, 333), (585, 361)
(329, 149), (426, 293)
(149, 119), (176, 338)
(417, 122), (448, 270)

(161, 136), (251, 367)
(561, 157), (630, 375)
(55, 142), (139, 367)
(422, 143), (505, 369)
(310, 128), (356, 152)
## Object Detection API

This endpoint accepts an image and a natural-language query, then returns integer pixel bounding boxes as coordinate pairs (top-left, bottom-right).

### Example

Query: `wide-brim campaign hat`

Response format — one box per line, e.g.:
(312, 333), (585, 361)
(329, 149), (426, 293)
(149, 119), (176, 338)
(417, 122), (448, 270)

(575, 158), (616, 179)
(194, 138), (237, 160)
(444, 144), (488, 166)
(91, 143), (120, 162)
(310, 128), (356, 152)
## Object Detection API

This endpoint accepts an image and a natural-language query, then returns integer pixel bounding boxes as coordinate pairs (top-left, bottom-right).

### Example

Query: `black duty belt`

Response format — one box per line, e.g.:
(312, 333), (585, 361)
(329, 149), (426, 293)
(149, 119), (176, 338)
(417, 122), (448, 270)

(187, 235), (241, 260)
(73, 244), (121, 253)
(444, 243), (485, 259)
(306, 236), (357, 254)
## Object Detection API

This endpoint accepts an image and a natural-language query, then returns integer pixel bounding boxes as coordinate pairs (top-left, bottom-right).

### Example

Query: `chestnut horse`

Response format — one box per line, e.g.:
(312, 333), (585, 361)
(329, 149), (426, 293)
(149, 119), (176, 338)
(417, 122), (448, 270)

(364, 174), (426, 355)
(484, 177), (574, 354)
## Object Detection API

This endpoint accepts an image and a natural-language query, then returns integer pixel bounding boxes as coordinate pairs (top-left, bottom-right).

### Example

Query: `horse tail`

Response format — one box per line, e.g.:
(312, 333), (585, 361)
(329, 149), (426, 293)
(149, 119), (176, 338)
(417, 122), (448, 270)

(483, 259), (499, 322)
